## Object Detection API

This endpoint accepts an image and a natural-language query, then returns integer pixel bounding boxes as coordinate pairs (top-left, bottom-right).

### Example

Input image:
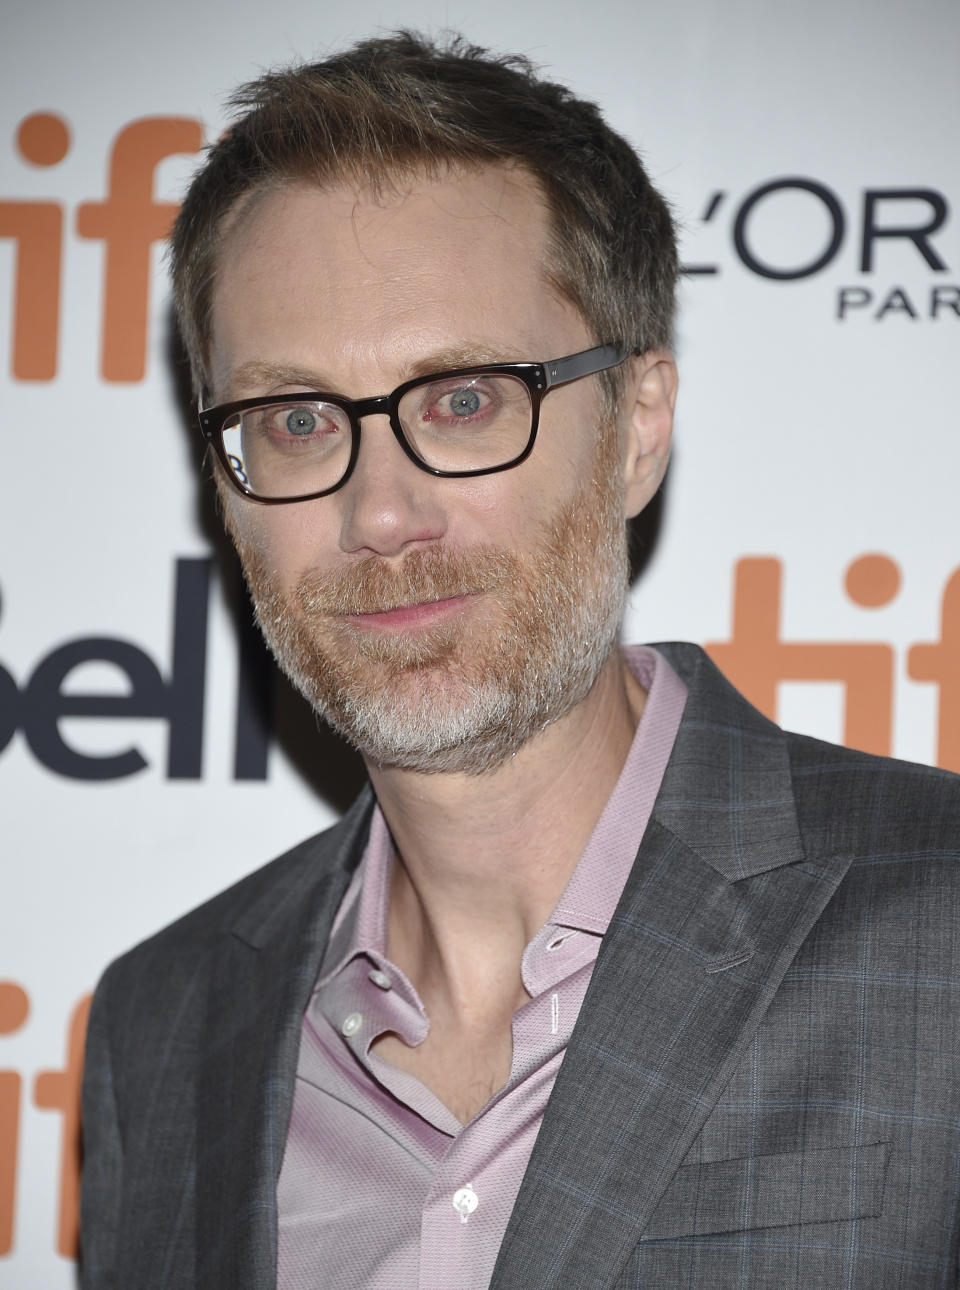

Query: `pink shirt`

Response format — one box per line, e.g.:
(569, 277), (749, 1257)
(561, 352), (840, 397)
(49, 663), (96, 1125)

(277, 646), (687, 1289)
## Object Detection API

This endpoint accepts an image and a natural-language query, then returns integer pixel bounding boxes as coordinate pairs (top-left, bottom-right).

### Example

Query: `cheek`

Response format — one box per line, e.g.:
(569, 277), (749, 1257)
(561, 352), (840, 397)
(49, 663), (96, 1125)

(221, 489), (338, 594)
(444, 472), (551, 549)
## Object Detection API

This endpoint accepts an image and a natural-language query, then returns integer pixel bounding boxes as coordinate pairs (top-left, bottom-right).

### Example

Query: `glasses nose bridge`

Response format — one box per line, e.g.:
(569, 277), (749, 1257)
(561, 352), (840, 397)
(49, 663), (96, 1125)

(352, 391), (396, 424)
(344, 390), (414, 482)
(350, 390), (405, 445)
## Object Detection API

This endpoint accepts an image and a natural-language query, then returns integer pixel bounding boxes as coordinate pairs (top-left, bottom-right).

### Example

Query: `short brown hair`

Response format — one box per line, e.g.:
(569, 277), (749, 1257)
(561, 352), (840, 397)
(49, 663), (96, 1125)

(170, 31), (678, 400)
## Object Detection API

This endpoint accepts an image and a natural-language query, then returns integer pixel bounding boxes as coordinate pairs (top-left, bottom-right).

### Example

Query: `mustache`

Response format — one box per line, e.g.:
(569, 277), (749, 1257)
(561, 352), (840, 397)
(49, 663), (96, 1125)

(295, 545), (521, 616)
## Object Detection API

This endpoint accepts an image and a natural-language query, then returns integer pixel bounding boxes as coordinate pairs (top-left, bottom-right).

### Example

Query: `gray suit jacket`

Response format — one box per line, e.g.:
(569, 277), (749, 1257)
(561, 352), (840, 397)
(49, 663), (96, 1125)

(80, 643), (960, 1288)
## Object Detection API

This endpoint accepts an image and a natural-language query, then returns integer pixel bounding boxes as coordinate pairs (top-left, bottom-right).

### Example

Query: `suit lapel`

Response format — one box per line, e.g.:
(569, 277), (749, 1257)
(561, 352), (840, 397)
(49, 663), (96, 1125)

(195, 789), (373, 1290)
(491, 644), (851, 1289)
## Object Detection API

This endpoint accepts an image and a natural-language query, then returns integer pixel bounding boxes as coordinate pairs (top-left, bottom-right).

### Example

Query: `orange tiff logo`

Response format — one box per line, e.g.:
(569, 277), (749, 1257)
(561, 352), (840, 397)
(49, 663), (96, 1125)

(706, 555), (960, 770)
(1, 111), (204, 381)
(0, 984), (89, 1261)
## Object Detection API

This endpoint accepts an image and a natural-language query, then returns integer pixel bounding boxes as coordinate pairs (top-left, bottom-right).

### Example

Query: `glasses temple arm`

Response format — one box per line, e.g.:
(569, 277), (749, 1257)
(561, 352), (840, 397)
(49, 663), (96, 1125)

(543, 343), (632, 389)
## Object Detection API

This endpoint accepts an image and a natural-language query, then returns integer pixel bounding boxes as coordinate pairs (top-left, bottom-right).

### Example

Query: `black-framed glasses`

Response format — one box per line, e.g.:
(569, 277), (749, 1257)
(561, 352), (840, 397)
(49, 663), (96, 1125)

(197, 342), (630, 504)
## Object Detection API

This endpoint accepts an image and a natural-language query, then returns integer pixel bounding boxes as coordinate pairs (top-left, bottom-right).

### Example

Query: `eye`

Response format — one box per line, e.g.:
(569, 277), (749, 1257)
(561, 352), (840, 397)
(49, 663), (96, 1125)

(239, 400), (347, 449)
(285, 407), (318, 436)
(263, 402), (342, 441)
(418, 378), (495, 426)
(446, 388), (481, 418)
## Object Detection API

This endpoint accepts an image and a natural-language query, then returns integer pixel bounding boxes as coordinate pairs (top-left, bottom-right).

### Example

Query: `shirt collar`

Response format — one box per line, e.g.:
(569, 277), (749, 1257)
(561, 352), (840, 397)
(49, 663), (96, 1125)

(550, 644), (687, 935)
(317, 644), (687, 985)
(316, 807), (394, 986)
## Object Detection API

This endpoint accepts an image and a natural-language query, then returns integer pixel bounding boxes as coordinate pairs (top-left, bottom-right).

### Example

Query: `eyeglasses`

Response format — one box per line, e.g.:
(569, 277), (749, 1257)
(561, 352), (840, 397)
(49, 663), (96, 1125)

(197, 342), (630, 504)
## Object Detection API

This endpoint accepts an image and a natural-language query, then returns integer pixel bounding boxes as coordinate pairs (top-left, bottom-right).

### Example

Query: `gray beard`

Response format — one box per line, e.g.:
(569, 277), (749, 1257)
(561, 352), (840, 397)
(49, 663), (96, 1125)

(241, 445), (629, 775)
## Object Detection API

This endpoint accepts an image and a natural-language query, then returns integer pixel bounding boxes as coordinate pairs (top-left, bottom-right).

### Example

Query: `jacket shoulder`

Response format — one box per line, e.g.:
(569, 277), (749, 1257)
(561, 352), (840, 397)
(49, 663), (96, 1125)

(651, 641), (960, 877)
(785, 729), (960, 860)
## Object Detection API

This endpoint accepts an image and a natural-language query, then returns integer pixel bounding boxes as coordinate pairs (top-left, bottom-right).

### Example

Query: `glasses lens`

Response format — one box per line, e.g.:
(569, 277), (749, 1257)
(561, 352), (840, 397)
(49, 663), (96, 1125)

(398, 373), (533, 472)
(221, 400), (353, 498)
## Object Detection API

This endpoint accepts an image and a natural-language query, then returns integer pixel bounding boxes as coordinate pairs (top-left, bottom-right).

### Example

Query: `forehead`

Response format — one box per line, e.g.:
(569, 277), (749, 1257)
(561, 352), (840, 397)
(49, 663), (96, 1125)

(208, 165), (585, 394)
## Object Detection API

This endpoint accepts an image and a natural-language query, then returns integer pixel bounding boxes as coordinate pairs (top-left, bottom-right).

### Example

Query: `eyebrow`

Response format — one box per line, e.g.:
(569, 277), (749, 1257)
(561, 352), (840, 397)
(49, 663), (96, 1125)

(223, 343), (524, 401)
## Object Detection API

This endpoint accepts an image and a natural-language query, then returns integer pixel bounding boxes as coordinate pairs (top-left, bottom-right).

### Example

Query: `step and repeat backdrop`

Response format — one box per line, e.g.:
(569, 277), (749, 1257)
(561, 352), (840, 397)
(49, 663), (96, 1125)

(2, 0), (957, 1284)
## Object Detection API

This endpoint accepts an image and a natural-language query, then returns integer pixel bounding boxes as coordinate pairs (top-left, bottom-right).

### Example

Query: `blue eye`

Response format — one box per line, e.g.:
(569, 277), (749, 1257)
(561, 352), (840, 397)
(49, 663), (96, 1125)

(448, 388), (481, 417)
(285, 408), (317, 436)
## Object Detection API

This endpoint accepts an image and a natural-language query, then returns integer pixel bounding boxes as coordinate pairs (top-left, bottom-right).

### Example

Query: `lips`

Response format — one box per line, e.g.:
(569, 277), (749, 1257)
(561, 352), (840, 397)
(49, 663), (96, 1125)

(296, 547), (519, 621)
(342, 594), (474, 631)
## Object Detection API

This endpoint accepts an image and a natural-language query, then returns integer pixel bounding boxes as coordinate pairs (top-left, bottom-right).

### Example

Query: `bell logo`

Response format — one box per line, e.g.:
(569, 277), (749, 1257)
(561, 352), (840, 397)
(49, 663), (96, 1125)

(1, 111), (203, 381)
(0, 558), (273, 781)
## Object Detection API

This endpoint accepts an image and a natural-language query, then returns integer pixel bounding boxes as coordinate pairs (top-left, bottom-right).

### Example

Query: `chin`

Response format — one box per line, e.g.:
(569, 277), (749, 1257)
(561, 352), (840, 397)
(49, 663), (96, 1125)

(273, 598), (623, 776)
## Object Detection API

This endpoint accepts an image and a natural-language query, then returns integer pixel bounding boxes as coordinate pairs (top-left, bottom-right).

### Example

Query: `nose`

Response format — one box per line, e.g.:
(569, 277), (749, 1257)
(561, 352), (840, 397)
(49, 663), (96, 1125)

(336, 413), (448, 558)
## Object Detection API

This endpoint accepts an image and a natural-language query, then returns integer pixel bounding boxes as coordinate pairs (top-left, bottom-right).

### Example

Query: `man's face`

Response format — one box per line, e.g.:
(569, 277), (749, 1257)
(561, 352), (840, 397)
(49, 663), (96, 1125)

(209, 165), (635, 774)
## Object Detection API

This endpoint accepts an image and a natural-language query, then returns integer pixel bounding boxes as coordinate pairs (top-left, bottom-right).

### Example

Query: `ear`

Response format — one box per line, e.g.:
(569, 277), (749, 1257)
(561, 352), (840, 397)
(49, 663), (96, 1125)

(620, 349), (677, 520)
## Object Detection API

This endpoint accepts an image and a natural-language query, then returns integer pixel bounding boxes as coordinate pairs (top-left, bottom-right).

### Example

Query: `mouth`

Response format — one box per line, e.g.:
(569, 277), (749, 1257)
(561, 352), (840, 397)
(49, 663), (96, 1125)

(340, 594), (475, 632)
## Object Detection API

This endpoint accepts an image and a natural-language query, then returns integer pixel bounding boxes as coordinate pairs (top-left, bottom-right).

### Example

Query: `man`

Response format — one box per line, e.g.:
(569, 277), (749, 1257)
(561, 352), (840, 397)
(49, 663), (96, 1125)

(81, 32), (960, 1290)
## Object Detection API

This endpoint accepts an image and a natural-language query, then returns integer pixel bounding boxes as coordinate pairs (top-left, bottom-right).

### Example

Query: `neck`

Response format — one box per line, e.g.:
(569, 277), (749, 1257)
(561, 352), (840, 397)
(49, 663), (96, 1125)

(365, 650), (646, 1008)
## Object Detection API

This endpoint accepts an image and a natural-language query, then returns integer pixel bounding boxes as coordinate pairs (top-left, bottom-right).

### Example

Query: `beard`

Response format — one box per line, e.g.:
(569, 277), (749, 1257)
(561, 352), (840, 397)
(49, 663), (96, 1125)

(234, 434), (629, 775)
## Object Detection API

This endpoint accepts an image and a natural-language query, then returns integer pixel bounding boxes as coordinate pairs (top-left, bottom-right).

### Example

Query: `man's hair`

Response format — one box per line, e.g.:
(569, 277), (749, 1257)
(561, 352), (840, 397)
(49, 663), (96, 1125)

(170, 31), (678, 402)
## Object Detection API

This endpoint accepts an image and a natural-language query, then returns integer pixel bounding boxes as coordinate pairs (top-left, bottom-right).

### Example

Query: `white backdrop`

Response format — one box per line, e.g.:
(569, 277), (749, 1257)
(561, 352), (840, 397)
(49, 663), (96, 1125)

(2, 0), (958, 1284)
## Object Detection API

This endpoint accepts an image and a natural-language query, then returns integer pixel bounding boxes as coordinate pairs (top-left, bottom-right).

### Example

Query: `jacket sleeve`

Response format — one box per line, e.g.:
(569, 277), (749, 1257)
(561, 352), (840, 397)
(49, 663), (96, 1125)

(79, 970), (122, 1290)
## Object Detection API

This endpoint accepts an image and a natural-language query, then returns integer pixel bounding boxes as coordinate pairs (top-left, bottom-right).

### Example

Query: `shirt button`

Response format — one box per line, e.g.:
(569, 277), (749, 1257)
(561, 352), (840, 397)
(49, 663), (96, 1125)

(452, 1183), (479, 1224)
(341, 1012), (363, 1036)
(368, 969), (392, 990)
